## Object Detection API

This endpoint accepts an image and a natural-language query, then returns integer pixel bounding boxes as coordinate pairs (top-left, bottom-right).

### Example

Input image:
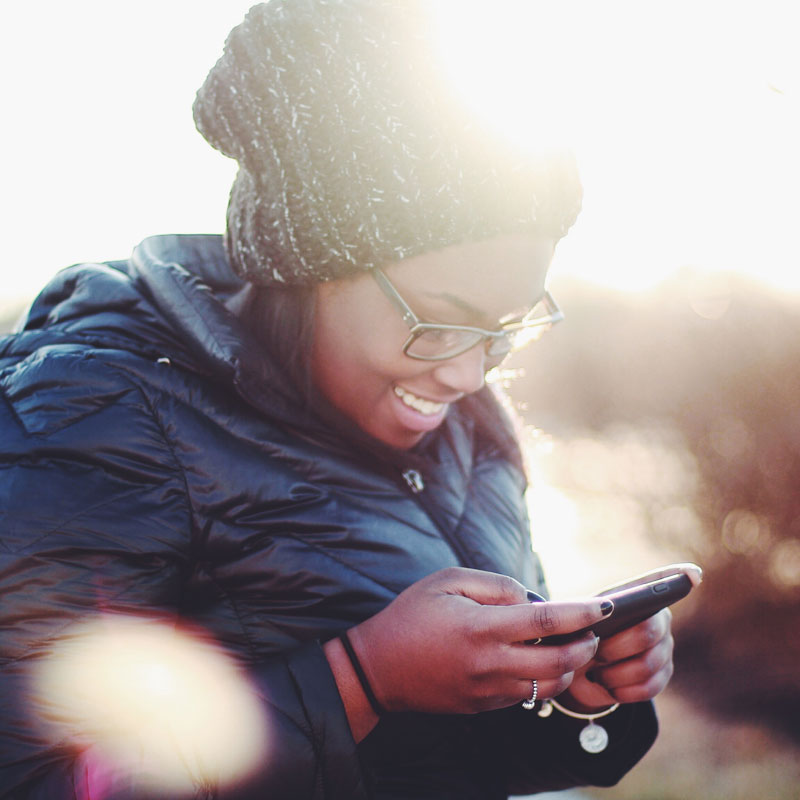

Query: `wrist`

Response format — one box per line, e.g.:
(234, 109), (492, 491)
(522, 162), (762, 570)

(538, 696), (621, 754)
(323, 637), (379, 743)
(337, 630), (387, 716)
(560, 670), (620, 714)
(551, 693), (620, 717)
(558, 690), (618, 716)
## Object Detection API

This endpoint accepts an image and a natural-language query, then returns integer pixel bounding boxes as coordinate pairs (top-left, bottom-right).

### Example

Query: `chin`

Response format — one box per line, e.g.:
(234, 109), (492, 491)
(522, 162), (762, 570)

(368, 426), (426, 451)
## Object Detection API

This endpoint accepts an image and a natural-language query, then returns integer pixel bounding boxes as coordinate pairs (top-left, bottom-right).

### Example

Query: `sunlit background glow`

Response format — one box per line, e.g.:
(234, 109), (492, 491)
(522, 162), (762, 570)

(431, 0), (800, 293)
(523, 423), (703, 597)
(1, 0), (799, 319)
(33, 616), (268, 796)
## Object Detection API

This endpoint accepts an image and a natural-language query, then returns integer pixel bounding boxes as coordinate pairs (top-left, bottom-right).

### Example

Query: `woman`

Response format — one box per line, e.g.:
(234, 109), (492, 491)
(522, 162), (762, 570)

(0, 1), (686, 797)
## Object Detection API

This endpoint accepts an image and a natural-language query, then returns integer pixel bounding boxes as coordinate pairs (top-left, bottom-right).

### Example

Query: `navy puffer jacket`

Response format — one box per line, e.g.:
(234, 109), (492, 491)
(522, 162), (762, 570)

(0, 235), (657, 798)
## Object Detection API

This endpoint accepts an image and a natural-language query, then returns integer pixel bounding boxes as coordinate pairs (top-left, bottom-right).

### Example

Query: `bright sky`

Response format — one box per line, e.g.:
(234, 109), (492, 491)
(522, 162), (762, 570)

(2, 1), (799, 317)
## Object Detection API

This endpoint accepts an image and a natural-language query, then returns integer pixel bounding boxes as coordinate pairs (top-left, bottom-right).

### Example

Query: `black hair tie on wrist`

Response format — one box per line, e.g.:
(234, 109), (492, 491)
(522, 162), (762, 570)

(338, 631), (387, 716)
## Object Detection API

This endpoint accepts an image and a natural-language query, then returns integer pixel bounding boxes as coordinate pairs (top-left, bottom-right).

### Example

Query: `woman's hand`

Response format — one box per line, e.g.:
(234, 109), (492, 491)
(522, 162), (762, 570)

(324, 567), (611, 740)
(561, 563), (701, 712)
(562, 608), (675, 712)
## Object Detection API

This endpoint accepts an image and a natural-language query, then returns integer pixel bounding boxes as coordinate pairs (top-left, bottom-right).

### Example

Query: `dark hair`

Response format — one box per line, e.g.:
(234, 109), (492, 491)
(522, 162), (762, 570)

(237, 281), (525, 476)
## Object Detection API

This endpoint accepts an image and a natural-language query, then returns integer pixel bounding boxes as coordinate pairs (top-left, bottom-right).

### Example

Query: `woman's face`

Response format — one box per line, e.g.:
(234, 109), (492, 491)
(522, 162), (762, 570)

(311, 233), (555, 449)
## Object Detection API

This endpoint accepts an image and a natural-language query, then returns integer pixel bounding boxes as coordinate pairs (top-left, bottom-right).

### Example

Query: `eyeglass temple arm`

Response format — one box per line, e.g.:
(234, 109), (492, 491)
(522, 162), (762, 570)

(372, 268), (420, 327)
(541, 291), (564, 324)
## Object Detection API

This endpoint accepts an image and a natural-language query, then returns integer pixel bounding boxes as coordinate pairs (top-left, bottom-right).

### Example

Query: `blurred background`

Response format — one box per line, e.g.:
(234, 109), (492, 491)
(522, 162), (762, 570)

(512, 270), (800, 799)
(2, 2), (799, 798)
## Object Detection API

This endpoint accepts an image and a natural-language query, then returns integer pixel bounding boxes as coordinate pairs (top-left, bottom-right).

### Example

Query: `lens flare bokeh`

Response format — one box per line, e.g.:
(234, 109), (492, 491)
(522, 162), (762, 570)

(33, 615), (268, 796)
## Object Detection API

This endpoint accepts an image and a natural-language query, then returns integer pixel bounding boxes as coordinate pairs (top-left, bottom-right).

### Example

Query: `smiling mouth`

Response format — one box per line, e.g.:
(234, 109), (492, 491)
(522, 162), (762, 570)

(393, 386), (446, 416)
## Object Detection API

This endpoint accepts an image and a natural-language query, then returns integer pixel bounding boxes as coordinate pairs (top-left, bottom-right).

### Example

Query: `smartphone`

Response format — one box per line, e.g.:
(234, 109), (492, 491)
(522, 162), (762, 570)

(532, 571), (696, 643)
(592, 571), (694, 638)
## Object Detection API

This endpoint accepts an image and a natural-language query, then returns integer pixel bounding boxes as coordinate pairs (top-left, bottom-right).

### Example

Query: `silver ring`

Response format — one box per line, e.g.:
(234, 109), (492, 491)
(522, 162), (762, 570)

(521, 679), (538, 710)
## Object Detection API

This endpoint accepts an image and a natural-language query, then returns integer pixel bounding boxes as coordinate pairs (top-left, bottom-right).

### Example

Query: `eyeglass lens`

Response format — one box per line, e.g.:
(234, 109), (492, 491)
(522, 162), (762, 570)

(406, 300), (556, 360)
(407, 329), (485, 360)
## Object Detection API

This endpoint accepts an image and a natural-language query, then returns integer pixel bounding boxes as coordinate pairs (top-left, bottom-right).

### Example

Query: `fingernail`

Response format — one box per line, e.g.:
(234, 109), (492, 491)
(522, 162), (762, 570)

(527, 590), (546, 603)
(600, 599), (614, 616)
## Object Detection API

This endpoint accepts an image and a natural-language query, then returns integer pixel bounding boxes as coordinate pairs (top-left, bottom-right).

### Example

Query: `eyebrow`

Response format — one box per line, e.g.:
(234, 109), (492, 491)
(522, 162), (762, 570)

(422, 290), (542, 328)
(424, 291), (488, 321)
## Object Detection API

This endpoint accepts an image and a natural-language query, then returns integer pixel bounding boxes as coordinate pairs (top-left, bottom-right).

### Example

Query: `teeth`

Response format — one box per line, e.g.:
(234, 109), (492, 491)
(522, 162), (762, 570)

(394, 386), (445, 416)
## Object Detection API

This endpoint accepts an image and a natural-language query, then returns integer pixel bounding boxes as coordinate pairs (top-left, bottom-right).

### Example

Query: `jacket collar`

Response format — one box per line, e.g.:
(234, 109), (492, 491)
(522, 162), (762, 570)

(131, 234), (316, 429)
(130, 234), (246, 377)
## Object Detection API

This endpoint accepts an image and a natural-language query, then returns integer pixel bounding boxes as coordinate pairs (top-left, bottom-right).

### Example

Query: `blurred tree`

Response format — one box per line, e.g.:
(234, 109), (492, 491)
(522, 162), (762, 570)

(513, 271), (800, 744)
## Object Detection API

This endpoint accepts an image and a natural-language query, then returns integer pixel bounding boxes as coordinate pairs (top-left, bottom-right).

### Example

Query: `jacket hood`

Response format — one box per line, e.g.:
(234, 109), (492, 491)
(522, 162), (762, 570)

(17, 235), (241, 366)
(10, 234), (311, 432)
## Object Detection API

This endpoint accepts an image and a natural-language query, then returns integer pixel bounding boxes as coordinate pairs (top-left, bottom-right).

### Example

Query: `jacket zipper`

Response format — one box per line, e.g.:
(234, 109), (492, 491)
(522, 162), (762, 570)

(401, 469), (424, 493)
(399, 467), (473, 568)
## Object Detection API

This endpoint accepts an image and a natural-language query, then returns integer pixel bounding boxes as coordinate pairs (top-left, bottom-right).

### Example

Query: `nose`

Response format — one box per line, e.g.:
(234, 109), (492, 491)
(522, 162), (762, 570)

(430, 343), (487, 396)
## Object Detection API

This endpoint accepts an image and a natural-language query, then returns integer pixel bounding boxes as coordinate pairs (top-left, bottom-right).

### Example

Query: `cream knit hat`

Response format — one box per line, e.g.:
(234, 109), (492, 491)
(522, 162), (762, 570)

(193, 0), (582, 286)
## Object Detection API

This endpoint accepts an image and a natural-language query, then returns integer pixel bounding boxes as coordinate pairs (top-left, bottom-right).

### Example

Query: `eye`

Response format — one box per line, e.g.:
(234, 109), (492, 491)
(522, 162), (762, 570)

(408, 327), (484, 359)
(417, 328), (462, 346)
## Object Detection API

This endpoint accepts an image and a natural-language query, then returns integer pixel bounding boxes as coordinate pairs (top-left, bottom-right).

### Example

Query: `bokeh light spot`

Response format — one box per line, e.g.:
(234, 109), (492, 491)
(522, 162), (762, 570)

(709, 415), (754, 462)
(768, 538), (800, 588)
(689, 271), (733, 320)
(721, 509), (767, 555)
(33, 616), (269, 796)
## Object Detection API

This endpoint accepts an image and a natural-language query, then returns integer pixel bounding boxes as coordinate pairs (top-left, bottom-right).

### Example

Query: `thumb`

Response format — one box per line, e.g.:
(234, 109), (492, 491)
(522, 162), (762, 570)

(427, 567), (529, 607)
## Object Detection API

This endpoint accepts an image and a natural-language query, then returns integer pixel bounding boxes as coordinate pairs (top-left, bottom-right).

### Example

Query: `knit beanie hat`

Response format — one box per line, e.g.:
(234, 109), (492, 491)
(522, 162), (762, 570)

(193, 0), (582, 286)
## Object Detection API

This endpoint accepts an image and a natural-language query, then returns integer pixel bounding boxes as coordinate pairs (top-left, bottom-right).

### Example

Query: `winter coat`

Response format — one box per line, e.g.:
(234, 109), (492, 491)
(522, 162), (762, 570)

(0, 234), (657, 799)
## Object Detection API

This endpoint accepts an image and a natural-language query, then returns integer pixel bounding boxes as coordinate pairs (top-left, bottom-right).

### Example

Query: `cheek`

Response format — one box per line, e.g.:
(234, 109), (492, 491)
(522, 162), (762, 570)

(313, 283), (416, 389)
(315, 334), (411, 405)
(312, 295), (394, 408)
(311, 282), (437, 446)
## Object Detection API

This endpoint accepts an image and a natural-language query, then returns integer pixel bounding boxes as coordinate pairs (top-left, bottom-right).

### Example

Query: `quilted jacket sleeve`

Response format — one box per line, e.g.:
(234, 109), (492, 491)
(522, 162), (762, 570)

(0, 352), (366, 799)
(478, 697), (658, 794)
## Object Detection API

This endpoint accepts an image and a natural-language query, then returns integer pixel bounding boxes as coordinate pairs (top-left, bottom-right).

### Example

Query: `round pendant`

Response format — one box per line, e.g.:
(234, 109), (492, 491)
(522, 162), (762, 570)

(579, 722), (609, 753)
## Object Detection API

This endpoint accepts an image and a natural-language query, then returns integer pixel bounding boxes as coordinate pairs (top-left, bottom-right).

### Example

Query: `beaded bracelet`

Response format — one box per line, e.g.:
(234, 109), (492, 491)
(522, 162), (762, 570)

(538, 698), (620, 753)
(338, 632), (387, 716)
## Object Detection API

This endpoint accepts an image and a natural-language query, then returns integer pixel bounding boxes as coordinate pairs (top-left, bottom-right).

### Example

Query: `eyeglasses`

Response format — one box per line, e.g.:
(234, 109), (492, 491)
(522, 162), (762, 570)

(372, 268), (563, 363)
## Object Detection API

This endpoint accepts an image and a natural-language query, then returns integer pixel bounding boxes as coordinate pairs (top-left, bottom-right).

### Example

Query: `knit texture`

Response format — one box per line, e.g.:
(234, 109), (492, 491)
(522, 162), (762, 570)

(193, 0), (582, 286)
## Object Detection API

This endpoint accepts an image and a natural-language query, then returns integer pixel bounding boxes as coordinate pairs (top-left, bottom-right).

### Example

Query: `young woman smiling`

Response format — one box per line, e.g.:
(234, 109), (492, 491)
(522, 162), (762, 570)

(0, 2), (692, 798)
(312, 234), (555, 449)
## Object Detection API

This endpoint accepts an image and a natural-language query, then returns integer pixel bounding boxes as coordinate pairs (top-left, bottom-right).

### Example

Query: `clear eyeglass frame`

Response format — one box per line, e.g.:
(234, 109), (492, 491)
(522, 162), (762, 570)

(371, 267), (564, 363)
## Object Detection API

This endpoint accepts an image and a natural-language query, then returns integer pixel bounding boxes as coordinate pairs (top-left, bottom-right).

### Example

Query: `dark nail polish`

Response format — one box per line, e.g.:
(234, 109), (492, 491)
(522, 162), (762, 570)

(527, 590), (546, 603)
(600, 599), (614, 616)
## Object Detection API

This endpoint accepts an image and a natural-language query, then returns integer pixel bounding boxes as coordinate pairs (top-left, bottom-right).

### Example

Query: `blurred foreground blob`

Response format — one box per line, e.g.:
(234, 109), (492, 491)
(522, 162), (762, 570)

(33, 615), (269, 797)
(687, 270), (733, 320)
